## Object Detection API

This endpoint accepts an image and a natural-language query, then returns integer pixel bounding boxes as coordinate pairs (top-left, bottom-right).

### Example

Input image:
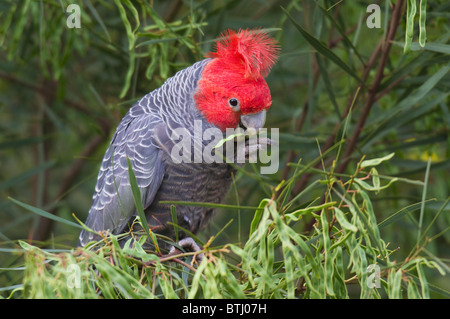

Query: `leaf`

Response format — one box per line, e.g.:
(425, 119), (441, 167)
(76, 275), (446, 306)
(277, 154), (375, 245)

(416, 261), (429, 298)
(393, 41), (450, 54)
(249, 199), (269, 236)
(317, 4), (365, 65)
(354, 176), (398, 192)
(361, 152), (395, 168)
(362, 65), (450, 145)
(119, 51), (135, 98)
(159, 200), (261, 211)
(371, 167), (380, 192)
(407, 279), (421, 299)
(114, 0), (138, 98)
(0, 161), (54, 191)
(285, 201), (336, 222)
(213, 131), (246, 149)
(390, 269), (404, 299)
(282, 7), (363, 85)
(18, 240), (35, 251)
(85, 0), (111, 42)
(404, 0), (417, 53)
(419, 0), (427, 47)
(378, 199), (435, 229)
(420, 197), (450, 246)
(0, 136), (45, 150)
(170, 205), (178, 243)
(316, 54), (341, 119)
(9, 197), (83, 229)
(126, 157), (159, 253)
(334, 207), (358, 232)
(136, 36), (183, 48)
(417, 157), (431, 243)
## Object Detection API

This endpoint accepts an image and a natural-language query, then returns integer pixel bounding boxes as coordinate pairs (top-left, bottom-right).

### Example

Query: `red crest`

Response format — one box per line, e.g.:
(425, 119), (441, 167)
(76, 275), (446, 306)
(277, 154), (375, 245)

(207, 29), (279, 79)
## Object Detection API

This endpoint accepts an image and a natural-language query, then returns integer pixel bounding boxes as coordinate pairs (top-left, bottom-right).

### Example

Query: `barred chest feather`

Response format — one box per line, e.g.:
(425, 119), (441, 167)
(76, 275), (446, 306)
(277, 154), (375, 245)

(145, 156), (235, 242)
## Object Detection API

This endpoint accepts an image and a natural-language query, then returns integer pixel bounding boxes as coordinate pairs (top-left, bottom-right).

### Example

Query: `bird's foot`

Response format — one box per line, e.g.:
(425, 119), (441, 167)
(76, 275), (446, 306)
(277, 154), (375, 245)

(168, 237), (204, 263)
(244, 137), (273, 161)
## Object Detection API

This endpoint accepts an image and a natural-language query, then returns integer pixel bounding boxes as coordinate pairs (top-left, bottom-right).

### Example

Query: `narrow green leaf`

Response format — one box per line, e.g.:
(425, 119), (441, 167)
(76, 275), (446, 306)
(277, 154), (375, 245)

(317, 4), (365, 65)
(354, 176), (398, 192)
(136, 36), (183, 48)
(362, 65), (450, 145)
(0, 136), (45, 150)
(390, 269), (404, 299)
(114, 0), (137, 98)
(85, 0), (111, 42)
(249, 199), (269, 236)
(170, 205), (178, 243)
(420, 197), (450, 246)
(285, 201), (336, 222)
(18, 240), (35, 251)
(9, 197), (82, 229)
(393, 41), (450, 54)
(371, 168), (380, 193)
(114, 0), (138, 50)
(334, 207), (358, 232)
(361, 152), (395, 168)
(213, 132), (246, 149)
(119, 51), (135, 98)
(404, 0), (417, 53)
(378, 199), (435, 229)
(356, 186), (385, 254)
(416, 262), (430, 298)
(159, 200), (262, 211)
(0, 161), (54, 191)
(282, 7), (363, 84)
(417, 157), (431, 243)
(407, 279), (421, 299)
(316, 54), (341, 119)
(145, 45), (159, 79)
(419, 0), (427, 47)
(126, 157), (158, 253)
(321, 210), (335, 297)
(121, 0), (140, 33)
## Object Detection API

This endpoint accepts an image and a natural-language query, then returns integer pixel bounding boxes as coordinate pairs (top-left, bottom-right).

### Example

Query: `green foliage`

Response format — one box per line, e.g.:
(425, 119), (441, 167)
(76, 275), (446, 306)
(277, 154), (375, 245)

(1, 0), (449, 299)
(10, 153), (449, 299)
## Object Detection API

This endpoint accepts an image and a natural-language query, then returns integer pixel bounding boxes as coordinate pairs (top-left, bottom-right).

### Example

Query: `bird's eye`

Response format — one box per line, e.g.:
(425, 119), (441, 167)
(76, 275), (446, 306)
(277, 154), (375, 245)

(228, 98), (240, 111)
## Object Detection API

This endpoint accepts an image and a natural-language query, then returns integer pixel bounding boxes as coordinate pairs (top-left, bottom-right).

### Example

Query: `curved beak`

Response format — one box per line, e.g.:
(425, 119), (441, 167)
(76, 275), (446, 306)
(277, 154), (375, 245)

(240, 110), (266, 130)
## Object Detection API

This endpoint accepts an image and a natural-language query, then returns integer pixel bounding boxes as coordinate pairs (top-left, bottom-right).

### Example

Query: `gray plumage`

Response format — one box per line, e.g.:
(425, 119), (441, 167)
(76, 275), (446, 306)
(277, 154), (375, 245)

(78, 59), (234, 249)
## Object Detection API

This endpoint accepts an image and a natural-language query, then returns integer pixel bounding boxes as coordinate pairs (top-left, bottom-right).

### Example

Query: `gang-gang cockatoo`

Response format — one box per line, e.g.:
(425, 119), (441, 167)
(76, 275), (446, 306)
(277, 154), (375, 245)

(78, 29), (279, 254)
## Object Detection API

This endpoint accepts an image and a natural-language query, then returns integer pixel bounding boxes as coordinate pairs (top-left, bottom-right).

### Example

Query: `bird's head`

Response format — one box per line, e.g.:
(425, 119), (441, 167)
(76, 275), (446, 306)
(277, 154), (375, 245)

(194, 29), (279, 131)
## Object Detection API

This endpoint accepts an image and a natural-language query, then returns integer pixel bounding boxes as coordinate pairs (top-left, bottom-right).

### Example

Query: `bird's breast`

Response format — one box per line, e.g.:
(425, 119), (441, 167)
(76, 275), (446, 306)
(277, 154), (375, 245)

(145, 157), (234, 237)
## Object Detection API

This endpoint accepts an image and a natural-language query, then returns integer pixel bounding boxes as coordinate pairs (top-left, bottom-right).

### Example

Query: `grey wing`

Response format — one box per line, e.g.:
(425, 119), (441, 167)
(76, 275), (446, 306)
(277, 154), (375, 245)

(78, 109), (165, 246)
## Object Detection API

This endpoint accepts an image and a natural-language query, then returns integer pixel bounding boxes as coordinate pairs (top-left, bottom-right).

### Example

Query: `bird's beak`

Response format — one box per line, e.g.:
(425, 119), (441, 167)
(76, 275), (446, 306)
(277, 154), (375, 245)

(240, 110), (266, 130)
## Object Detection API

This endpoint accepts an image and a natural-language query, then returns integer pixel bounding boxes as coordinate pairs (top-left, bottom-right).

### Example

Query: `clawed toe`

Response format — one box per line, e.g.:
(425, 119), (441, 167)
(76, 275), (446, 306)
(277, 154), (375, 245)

(168, 237), (204, 262)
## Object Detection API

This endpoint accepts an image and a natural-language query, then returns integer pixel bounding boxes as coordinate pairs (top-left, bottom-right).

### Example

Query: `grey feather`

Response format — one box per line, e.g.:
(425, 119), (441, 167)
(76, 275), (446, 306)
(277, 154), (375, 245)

(78, 59), (234, 249)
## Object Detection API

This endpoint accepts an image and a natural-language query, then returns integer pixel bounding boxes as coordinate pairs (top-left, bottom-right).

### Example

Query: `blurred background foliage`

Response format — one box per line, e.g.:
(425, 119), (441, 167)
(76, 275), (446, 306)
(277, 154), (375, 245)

(0, 0), (449, 298)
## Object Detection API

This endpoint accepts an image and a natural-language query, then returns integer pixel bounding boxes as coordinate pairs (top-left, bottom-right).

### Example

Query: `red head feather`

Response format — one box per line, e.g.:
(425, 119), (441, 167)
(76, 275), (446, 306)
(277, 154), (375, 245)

(207, 29), (279, 79)
(195, 29), (279, 131)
